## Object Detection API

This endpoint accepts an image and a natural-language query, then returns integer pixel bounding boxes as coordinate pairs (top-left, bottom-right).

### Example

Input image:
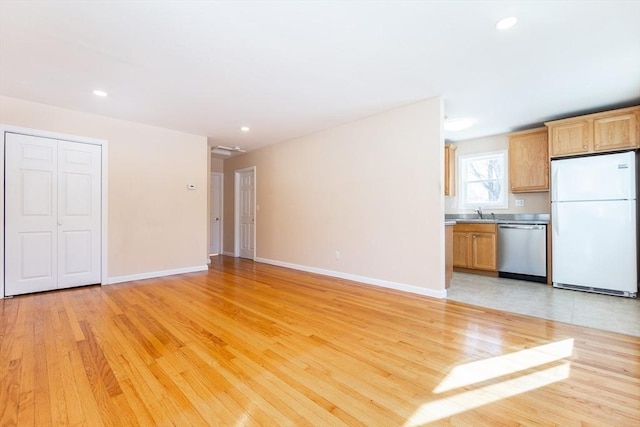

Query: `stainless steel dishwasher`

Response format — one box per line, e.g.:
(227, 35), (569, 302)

(497, 223), (547, 283)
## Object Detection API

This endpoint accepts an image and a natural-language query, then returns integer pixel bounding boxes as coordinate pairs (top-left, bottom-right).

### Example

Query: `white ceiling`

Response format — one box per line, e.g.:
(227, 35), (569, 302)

(1, 1), (639, 153)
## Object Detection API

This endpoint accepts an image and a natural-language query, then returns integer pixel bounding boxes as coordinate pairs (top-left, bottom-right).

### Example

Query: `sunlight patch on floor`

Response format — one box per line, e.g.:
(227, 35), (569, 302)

(434, 338), (574, 393)
(404, 339), (574, 426)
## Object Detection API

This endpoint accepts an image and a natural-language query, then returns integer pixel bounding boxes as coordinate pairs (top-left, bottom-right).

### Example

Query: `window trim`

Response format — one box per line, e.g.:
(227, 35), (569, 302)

(458, 150), (509, 210)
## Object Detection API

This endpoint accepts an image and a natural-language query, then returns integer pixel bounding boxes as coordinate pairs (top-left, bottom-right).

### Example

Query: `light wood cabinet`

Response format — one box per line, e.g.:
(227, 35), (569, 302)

(452, 223), (497, 272)
(445, 223), (453, 288)
(508, 127), (549, 192)
(452, 231), (469, 268)
(546, 106), (639, 158)
(444, 144), (456, 196)
(594, 111), (638, 152)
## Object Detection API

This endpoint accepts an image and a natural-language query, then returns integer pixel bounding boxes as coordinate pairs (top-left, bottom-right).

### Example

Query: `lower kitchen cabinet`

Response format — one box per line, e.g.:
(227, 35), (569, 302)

(453, 223), (497, 272)
(445, 223), (454, 288)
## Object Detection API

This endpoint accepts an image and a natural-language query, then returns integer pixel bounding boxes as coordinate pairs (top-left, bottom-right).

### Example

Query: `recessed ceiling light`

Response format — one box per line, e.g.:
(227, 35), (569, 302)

(92, 90), (108, 97)
(444, 118), (475, 132)
(240, 126), (250, 132)
(496, 16), (518, 30)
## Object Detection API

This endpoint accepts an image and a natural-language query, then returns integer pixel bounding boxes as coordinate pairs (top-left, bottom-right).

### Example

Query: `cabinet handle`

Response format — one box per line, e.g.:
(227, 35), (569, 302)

(583, 146), (587, 149)
(595, 144), (600, 148)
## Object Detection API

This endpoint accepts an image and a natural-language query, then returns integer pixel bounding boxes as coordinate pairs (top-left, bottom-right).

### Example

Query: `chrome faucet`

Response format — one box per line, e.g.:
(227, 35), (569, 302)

(475, 207), (483, 219)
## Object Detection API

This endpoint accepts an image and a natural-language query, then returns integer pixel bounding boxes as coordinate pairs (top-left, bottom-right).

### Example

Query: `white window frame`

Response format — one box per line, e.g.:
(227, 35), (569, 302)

(458, 150), (509, 210)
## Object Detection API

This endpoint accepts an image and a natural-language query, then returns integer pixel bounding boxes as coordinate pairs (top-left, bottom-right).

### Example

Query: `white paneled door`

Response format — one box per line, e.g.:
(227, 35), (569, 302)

(5, 133), (101, 296)
(210, 173), (223, 255)
(238, 169), (255, 259)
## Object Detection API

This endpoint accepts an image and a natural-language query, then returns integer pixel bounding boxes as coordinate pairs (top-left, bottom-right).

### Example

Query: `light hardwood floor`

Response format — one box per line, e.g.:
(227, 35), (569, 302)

(1, 256), (639, 426)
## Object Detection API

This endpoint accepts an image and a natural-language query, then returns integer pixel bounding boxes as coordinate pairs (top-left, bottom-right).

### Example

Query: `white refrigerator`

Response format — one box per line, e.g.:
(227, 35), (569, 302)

(551, 151), (638, 297)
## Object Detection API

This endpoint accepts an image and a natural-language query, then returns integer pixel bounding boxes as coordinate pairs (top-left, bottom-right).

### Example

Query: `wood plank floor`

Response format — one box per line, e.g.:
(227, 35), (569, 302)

(1, 256), (639, 426)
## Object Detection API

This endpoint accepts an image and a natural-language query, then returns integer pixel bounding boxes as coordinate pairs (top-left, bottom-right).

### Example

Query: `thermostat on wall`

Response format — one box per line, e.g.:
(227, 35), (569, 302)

(187, 184), (196, 190)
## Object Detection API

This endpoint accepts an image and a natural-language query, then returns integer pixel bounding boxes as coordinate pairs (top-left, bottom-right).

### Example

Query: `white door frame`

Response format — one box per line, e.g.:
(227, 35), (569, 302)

(209, 172), (224, 255)
(0, 124), (108, 298)
(234, 166), (256, 259)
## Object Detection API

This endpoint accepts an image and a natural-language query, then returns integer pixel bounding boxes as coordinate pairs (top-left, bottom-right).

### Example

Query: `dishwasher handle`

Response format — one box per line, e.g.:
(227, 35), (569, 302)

(498, 224), (545, 230)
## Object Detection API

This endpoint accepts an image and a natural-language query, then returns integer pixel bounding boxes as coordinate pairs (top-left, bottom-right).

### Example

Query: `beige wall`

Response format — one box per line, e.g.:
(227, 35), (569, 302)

(223, 98), (446, 294)
(445, 133), (550, 214)
(0, 96), (209, 279)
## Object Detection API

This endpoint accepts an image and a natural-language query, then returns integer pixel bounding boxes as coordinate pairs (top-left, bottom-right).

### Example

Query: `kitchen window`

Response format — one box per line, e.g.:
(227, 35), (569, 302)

(458, 150), (508, 209)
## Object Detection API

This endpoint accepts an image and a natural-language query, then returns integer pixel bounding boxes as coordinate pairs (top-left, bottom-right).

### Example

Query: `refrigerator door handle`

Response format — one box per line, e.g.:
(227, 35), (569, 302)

(551, 164), (559, 202)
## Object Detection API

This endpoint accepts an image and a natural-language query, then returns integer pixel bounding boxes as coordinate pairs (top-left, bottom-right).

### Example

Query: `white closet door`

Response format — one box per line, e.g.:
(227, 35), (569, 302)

(57, 140), (101, 287)
(5, 133), (58, 295)
(239, 169), (255, 259)
(5, 134), (101, 296)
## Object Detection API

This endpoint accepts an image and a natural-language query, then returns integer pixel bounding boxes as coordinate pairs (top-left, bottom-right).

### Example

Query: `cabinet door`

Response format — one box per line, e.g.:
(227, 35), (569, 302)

(549, 121), (592, 157)
(594, 112), (638, 152)
(509, 129), (549, 192)
(471, 233), (497, 271)
(444, 144), (456, 196)
(452, 232), (469, 268)
(445, 225), (453, 287)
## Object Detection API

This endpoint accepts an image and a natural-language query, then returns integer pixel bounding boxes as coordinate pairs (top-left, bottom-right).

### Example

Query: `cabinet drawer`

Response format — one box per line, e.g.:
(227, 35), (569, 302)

(454, 223), (497, 234)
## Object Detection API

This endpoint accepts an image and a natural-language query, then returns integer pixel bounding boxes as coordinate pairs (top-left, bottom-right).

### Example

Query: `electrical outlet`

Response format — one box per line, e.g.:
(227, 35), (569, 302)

(335, 251), (340, 260)
(515, 199), (524, 207)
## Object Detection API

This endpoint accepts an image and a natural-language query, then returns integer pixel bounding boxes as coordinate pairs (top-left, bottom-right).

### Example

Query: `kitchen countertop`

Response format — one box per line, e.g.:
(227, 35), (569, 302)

(444, 220), (456, 226)
(445, 213), (549, 225)
(454, 219), (549, 225)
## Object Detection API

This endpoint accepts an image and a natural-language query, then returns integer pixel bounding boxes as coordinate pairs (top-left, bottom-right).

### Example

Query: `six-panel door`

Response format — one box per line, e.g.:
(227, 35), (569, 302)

(4, 133), (101, 296)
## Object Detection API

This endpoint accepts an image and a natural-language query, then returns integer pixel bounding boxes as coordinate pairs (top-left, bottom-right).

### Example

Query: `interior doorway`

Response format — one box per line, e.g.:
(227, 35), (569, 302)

(209, 172), (223, 255)
(234, 167), (256, 260)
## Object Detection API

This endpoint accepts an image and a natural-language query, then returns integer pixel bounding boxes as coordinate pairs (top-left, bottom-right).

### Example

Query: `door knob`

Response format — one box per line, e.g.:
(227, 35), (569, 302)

(214, 217), (219, 221)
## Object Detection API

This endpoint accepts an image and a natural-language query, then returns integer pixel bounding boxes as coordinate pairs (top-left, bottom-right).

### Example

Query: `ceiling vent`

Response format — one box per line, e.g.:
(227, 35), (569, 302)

(211, 145), (246, 157)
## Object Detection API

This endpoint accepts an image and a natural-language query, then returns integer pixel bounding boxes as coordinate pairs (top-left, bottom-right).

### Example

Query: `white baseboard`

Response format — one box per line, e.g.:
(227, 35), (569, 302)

(107, 265), (209, 285)
(255, 257), (447, 299)
(223, 251), (236, 257)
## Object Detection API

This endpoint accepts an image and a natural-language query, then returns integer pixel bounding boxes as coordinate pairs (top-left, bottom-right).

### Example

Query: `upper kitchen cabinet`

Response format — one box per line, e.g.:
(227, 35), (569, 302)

(547, 120), (592, 157)
(593, 109), (638, 151)
(546, 106), (640, 158)
(444, 144), (456, 196)
(508, 127), (549, 192)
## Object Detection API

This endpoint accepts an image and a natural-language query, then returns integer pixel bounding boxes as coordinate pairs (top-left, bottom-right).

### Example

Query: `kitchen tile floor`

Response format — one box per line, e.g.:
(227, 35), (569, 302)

(447, 272), (640, 337)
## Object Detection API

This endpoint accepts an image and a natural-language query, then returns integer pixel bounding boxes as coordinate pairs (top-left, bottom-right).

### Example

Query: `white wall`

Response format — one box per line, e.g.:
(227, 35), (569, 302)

(445, 133), (550, 214)
(223, 98), (446, 297)
(0, 96), (209, 283)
